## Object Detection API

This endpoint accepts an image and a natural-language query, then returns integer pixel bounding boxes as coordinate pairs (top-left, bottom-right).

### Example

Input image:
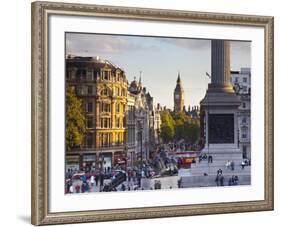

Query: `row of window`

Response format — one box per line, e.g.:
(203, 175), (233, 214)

(85, 132), (125, 148)
(126, 127), (136, 144)
(231, 76), (248, 83)
(86, 102), (126, 113)
(86, 116), (125, 129)
(76, 86), (127, 97)
(76, 86), (95, 96)
(67, 68), (125, 82)
(127, 106), (136, 121)
(100, 70), (125, 82)
(100, 87), (127, 96)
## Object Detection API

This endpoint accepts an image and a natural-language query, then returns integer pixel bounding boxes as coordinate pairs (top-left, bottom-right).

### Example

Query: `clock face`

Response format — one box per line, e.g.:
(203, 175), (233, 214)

(175, 94), (179, 99)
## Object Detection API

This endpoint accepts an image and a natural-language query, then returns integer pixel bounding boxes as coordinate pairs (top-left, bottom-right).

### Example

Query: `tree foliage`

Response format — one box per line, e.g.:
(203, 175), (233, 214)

(160, 111), (175, 143)
(66, 86), (86, 151)
(184, 120), (200, 143)
(160, 110), (200, 144)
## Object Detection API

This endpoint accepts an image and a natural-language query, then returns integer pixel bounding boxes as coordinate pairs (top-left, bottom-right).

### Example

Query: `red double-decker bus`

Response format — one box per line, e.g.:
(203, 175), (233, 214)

(175, 151), (200, 168)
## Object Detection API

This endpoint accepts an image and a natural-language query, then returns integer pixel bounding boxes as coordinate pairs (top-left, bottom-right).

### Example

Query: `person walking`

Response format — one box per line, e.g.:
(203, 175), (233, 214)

(133, 169), (137, 182)
(141, 169), (145, 178)
(66, 181), (71, 193)
(95, 174), (99, 187)
(75, 184), (80, 193)
(225, 160), (230, 170)
(208, 155), (213, 163)
(81, 182), (86, 193)
(121, 183), (126, 191)
(90, 175), (95, 187)
(217, 169), (223, 175)
(128, 169), (132, 182)
(241, 160), (245, 169)
(220, 175), (224, 186)
(231, 161), (235, 171)
(137, 171), (141, 188)
(69, 184), (74, 193)
(100, 172), (104, 187)
(215, 175), (220, 186)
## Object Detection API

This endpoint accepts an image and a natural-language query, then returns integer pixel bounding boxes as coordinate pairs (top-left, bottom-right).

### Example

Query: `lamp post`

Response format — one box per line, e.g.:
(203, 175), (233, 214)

(138, 121), (143, 165)
(124, 145), (128, 171)
(205, 72), (211, 175)
(96, 133), (104, 174)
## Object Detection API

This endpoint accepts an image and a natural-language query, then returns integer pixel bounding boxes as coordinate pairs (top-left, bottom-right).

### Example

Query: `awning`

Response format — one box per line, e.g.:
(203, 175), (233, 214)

(66, 155), (80, 163)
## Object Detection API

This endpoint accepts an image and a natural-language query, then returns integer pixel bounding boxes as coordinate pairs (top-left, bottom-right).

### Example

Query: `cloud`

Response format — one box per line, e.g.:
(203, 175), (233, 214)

(66, 33), (213, 57)
(158, 37), (211, 50)
(160, 38), (251, 52)
(231, 41), (251, 53)
(66, 33), (145, 55)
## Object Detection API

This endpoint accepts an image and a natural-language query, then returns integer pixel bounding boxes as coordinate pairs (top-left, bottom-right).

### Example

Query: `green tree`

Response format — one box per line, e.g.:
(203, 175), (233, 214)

(172, 111), (187, 122)
(184, 119), (200, 144)
(66, 86), (86, 151)
(160, 110), (201, 145)
(174, 119), (185, 140)
(172, 111), (191, 140)
(160, 111), (175, 143)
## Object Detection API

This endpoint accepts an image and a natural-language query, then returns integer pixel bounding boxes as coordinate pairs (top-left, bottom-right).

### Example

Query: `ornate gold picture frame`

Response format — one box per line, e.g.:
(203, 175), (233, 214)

(31, 1), (274, 225)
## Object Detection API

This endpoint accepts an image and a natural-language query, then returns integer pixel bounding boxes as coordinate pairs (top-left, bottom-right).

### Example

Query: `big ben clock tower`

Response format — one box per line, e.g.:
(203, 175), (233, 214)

(174, 73), (184, 112)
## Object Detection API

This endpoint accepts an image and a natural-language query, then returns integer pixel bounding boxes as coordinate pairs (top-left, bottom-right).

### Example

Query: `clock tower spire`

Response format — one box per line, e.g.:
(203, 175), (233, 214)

(174, 72), (184, 112)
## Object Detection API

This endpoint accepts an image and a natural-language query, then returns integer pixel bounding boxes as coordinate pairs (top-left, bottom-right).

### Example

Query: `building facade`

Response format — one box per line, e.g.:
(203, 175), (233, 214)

(231, 67), (251, 160)
(174, 74), (185, 112)
(185, 105), (200, 119)
(125, 91), (136, 168)
(127, 77), (161, 165)
(153, 103), (162, 145)
(66, 56), (128, 172)
(128, 78), (150, 164)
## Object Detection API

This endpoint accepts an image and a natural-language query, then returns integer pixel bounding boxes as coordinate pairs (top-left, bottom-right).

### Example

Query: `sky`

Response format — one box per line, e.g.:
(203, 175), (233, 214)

(66, 33), (251, 109)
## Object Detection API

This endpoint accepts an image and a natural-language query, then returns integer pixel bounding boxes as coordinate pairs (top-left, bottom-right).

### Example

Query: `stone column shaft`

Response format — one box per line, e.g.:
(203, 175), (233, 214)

(211, 40), (231, 87)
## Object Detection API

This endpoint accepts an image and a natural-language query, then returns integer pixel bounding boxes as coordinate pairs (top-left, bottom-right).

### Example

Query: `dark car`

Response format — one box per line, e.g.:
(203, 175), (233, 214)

(102, 171), (126, 192)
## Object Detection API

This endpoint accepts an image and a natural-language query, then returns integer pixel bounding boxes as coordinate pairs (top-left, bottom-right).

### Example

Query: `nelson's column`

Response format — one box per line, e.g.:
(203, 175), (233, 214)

(200, 40), (243, 166)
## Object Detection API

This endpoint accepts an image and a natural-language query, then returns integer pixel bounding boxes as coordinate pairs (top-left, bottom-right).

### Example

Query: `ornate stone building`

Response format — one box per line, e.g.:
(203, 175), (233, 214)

(125, 91), (136, 167)
(185, 105), (200, 119)
(231, 67), (251, 160)
(174, 73), (185, 112)
(127, 77), (161, 165)
(128, 77), (150, 164)
(153, 103), (162, 145)
(66, 55), (128, 172)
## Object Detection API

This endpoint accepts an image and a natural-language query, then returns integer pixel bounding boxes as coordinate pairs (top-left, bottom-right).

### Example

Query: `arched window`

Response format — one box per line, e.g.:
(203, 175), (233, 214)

(101, 103), (111, 113)
(121, 88), (126, 96)
(101, 88), (110, 96)
(76, 69), (86, 80)
(242, 126), (248, 139)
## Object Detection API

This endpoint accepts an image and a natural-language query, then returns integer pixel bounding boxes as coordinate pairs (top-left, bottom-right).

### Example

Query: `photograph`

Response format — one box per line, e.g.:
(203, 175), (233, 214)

(64, 33), (252, 194)
(31, 1), (273, 225)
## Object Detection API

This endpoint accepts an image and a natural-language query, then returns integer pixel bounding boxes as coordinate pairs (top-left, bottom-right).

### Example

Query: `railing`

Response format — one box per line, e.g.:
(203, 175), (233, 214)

(69, 144), (126, 153)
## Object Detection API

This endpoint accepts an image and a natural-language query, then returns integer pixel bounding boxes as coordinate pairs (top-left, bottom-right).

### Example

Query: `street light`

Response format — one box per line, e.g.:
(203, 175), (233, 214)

(205, 72), (211, 175)
(124, 145), (128, 171)
(138, 120), (143, 165)
(96, 133), (103, 174)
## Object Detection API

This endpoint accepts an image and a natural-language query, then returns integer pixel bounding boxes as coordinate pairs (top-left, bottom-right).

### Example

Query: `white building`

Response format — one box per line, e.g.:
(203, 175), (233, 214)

(126, 92), (136, 168)
(231, 67), (251, 160)
(153, 103), (162, 145)
(127, 77), (161, 165)
(127, 77), (150, 165)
